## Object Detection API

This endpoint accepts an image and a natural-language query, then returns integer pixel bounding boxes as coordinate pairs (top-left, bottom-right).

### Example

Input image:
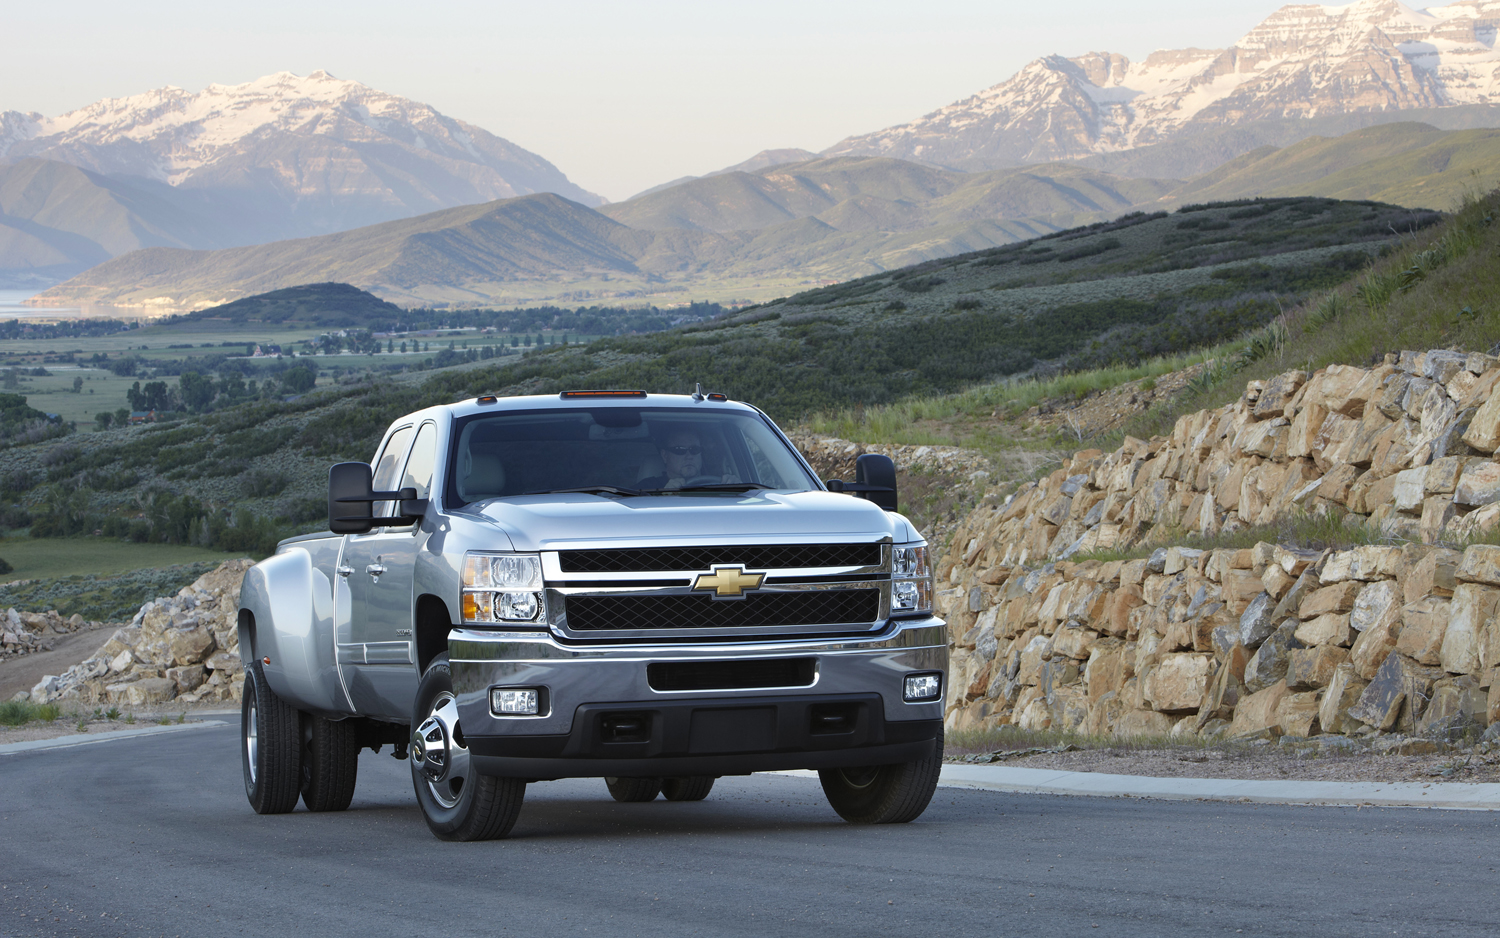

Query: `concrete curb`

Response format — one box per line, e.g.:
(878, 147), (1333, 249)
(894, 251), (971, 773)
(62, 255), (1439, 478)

(0, 720), (228, 756)
(771, 765), (1500, 810)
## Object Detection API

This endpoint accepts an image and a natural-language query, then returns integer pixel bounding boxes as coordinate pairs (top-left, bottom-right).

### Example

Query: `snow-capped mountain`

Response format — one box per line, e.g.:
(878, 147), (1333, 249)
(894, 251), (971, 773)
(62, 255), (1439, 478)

(0, 71), (602, 245)
(825, 0), (1500, 169)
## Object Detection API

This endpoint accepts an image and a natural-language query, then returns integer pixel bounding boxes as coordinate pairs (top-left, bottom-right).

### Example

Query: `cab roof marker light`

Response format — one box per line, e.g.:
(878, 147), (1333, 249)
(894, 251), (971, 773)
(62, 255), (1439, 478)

(707, 392), (728, 402)
(476, 395), (499, 404)
(559, 390), (648, 399)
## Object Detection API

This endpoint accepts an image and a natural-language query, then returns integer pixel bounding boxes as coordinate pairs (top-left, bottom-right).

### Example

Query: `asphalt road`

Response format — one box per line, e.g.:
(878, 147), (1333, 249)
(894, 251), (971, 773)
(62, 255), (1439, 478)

(2, 725), (1498, 938)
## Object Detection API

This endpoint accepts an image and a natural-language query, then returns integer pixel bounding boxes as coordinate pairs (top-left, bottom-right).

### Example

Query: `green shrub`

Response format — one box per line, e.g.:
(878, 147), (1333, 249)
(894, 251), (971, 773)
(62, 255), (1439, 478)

(0, 699), (60, 726)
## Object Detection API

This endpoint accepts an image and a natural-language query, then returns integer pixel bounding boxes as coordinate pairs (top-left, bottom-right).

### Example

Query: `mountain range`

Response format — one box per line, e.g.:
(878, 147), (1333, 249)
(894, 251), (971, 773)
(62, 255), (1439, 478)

(32, 119), (1500, 309)
(0, 71), (600, 285)
(10, 0), (1500, 303)
(826, 0), (1500, 171)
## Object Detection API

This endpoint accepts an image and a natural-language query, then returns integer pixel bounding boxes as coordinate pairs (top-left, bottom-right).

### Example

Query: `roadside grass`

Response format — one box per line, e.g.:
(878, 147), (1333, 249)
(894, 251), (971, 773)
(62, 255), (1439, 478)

(1069, 509), (1388, 563)
(0, 699), (60, 726)
(0, 537), (244, 584)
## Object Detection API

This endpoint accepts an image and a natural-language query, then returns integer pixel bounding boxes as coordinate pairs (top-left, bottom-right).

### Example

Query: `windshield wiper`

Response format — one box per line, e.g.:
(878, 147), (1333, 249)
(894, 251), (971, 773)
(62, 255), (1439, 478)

(654, 482), (777, 493)
(523, 486), (644, 497)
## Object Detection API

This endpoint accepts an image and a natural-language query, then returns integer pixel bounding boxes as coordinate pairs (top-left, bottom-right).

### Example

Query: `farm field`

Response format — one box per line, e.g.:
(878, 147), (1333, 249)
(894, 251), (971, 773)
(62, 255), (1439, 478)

(0, 536), (246, 584)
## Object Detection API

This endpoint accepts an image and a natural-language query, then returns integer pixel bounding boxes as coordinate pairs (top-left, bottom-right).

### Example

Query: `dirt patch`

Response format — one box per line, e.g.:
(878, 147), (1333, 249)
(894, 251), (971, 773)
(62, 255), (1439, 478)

(0, 625), (113, 701)
(1021, 362), (1211, 440)
(946, 740), (1500, 784)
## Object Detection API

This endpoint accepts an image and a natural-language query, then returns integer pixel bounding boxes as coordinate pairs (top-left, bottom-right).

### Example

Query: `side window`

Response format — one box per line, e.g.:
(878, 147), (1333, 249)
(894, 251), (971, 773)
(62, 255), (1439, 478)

(400, 423), (438, 498)
(371, 426), (414, 522)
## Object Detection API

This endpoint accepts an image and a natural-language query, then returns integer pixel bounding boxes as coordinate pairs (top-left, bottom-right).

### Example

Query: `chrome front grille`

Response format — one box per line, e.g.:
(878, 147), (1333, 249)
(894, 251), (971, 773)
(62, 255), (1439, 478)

(543, 540), (890, 642)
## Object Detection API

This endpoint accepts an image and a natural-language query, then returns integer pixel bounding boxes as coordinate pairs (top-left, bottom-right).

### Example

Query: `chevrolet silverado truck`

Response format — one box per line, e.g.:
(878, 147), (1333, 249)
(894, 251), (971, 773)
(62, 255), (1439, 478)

(237, 389), (946, 841)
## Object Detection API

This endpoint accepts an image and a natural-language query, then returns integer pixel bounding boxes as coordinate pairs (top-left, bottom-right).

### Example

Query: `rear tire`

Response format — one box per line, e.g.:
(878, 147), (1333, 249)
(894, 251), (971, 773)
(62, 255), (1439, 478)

(242, 659), (301, 815)
(661, 776), (715, 802)
(605, 776), (662, 802)
(301, 714), (360, 812)
(411, 655), (526, 841)
(818, 728), (943, 824)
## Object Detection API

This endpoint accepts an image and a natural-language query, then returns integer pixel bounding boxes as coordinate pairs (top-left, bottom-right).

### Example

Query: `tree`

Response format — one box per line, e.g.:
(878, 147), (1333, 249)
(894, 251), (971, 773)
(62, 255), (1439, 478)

(114, 407), (130, 426)
(281, 365), (316, 395)
(178, 371), (216, 412)
(400, 341), (408, 354)
(387, 340), (394, 353)
(95, 411), (113, 430)
(72, 376), (83, 393)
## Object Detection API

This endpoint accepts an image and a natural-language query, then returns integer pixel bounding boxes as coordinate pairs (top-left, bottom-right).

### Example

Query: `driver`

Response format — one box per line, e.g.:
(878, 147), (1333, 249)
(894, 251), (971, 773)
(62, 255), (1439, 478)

(640, 429), (724, 490)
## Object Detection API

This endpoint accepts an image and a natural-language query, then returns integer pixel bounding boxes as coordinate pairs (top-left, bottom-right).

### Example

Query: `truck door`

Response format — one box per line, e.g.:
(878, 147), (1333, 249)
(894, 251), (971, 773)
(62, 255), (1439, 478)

(342, 423), (426, 720)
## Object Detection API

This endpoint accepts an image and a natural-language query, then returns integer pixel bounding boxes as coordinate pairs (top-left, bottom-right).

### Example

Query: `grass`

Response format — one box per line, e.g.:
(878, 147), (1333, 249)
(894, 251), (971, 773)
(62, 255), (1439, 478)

(0, 537), (245, 584)
(0, 561), (225, 621)
(0, 699), (60, 726)
(1070, 509), (1386, 563)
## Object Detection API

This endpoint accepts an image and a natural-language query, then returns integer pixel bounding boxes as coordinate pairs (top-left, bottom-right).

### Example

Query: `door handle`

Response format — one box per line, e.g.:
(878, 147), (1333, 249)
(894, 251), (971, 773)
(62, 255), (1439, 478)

(337, 565), (354, 578)
(366, 563), (386, 579)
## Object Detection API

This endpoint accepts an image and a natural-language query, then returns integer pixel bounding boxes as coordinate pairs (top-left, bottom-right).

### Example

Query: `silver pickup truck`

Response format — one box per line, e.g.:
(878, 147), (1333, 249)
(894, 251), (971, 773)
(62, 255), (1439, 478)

(237, 389), (946, 840)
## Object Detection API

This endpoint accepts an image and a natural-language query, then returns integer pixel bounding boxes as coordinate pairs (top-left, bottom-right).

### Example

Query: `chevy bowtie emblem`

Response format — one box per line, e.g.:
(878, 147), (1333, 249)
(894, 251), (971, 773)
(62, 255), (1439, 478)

(692, 565), (765, 599)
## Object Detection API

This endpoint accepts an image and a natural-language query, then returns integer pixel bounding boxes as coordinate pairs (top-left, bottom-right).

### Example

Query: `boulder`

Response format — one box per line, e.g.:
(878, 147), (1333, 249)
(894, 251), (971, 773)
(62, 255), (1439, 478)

(1351, 580), (1400, 632)
(1403, 549), (1460, 604)
(1395, 596), (1451, 665)
(1440, 583), (1498, 675)
(1239, 591), (1278, 648)
(124, 678), (177, 707)
(1230, 680), (1290, 738)
(1460, 390), (1500, 452)
(1321, 546), (1403, 583)
(1348, 653), (1443, 731)
(1415, 676), (1488, 739)
(1112, 708), (1176, 738)
(1299, 582), (1361, 619)
(1142, 653), (1214, 713)
(1456, 545), (1500, 586)
(1286, 645), (1349, 691)
(166, 665), (206, 694)
(1295, 613), (1354, 648)
(1277, 690), (1323, 737)
(166, 628), (215, 667)
(1244, 620), (1305, 693)
(1318, 663), (1371, 735)
(1455, 461), (1500, 507)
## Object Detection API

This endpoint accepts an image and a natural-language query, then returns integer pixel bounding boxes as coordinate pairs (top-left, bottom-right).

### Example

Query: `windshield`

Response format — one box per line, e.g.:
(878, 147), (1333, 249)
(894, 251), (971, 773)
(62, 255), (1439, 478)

(445, 406), (819, 506)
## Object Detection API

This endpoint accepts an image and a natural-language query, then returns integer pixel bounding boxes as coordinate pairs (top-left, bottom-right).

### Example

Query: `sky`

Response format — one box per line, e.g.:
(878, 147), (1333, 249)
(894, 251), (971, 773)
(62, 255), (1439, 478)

(4, 1), (1297, 201)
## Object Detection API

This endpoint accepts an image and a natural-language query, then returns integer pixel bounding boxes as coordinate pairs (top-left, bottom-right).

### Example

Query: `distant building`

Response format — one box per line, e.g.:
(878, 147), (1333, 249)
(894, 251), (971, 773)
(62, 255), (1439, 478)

(252, 344), (282, 358)
(128, 410), (157, 424)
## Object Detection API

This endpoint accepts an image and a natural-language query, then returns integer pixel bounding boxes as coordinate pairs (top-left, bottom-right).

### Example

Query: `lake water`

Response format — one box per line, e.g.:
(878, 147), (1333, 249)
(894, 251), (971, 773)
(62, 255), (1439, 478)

(0, 289), (147, 321)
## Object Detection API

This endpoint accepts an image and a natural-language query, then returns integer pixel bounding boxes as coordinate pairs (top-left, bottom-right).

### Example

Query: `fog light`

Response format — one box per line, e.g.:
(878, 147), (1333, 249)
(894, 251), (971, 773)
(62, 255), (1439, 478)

(903, 673), (942, 702)
(490, 687), (541, 715)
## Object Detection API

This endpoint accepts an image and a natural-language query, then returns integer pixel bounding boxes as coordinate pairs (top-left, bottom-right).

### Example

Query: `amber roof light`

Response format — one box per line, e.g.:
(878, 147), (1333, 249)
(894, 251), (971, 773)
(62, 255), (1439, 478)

(559, 390), (648, 399)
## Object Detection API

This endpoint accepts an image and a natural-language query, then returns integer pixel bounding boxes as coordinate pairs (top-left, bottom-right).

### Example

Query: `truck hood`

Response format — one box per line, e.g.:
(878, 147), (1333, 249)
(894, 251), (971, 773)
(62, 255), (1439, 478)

(457, 490), (916, 551)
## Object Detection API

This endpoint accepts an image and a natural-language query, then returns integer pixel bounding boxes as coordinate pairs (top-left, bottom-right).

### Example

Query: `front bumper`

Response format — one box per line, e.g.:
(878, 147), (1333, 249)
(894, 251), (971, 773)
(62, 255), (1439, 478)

(448, 617), (946, 779)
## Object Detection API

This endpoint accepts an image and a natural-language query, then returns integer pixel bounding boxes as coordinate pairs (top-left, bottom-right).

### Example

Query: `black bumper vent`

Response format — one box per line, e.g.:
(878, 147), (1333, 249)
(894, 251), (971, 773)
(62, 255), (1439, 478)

(563, 589), (880, 632)
(647, 658), (816, 692)
(558, 543), (882, 574)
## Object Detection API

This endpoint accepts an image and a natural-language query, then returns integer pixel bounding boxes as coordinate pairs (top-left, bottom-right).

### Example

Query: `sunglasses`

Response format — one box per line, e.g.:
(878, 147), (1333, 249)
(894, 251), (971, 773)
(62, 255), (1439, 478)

(664, 445), (702, 456)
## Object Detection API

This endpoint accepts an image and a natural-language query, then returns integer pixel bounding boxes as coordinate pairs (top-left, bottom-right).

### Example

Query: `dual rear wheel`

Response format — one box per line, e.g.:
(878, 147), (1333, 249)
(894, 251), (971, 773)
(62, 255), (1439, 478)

(241, 659), (360, 815)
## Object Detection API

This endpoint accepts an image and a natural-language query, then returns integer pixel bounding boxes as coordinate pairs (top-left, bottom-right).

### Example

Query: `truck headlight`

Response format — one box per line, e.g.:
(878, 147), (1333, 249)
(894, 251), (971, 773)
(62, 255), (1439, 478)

(891, 544), (932, 615)
(463, 552), (545, 624)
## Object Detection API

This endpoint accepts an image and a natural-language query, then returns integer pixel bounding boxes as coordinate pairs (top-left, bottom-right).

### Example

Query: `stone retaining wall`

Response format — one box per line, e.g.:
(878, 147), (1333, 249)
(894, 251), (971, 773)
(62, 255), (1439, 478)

(25, 559), (253, 708)
(941, 350), (1500, 739)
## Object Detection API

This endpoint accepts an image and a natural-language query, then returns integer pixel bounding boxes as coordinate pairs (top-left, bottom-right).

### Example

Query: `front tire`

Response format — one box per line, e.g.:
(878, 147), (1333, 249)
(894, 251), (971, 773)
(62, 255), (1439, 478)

(242, 659), (302, 814)
(605, 777), (662, 802)
(818, 728), (943, 824)
(302, 714), (360, 812)
(411, 655), (526, 841)
(661, 776), (715, 802)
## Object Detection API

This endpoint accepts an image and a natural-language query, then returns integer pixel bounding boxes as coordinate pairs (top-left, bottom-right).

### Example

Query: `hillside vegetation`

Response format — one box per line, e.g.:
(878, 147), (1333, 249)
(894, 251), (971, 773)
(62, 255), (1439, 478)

(0, 195), (1431, 554)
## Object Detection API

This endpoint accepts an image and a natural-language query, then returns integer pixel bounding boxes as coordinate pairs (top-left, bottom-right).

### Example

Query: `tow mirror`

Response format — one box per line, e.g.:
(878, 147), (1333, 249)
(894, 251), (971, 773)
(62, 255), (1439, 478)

(329, 464), (429, 534)
(854, 454), (898, 512)
(823, 454), (898, 512)
(330, 462), (376, 534)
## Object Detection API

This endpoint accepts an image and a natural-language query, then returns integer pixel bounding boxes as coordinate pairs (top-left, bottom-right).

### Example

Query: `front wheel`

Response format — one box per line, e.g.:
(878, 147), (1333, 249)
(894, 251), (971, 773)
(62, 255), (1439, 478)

(818, 729), (943, 824)
(661, 776), (715, 802)
(605, 776), (662, 802)
(410, 655), (526, 841)
(242, 659), (301, 814)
